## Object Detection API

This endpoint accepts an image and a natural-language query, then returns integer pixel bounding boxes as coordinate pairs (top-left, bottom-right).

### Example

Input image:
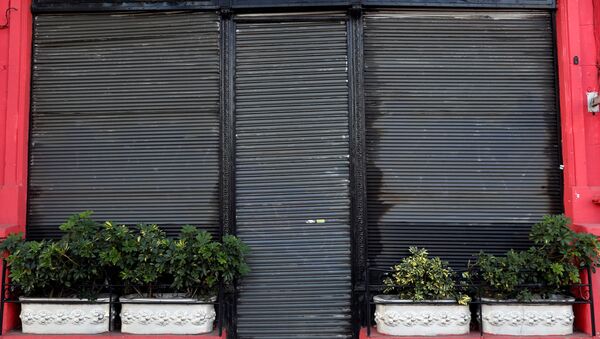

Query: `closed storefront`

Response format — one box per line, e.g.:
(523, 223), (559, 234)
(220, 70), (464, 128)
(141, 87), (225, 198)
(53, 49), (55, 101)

(20, 1), (567, 338)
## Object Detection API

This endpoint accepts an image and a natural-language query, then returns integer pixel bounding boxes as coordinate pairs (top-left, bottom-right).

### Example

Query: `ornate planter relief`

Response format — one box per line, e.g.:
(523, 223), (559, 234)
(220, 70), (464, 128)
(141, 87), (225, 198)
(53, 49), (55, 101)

(120, 294), (216, 334)
(481, 297), (574, 336)
(373, 295), (471, 336)
(19, 296), (111, 334)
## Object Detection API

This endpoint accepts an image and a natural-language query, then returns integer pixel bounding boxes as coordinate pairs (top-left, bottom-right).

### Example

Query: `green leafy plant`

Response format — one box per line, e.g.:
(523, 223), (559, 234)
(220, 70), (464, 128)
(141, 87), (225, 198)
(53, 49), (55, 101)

(107, 224), (170, 297)
(472, 214), (600, 300)
(472, 248), (540, 300)
(0, 211), (108, 298)
(0, 212), (250, 301)
(168, 226), (249, 299)
(530, 214), (600, 285)
(219, 234), (251, 287)
(101, 222), (249, 299)
(383, 247), (470, 305)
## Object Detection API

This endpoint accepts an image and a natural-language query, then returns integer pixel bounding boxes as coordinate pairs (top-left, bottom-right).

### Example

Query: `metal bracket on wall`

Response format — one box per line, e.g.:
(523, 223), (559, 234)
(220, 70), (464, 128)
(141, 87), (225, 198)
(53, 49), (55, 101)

(587, 92), (600, 114)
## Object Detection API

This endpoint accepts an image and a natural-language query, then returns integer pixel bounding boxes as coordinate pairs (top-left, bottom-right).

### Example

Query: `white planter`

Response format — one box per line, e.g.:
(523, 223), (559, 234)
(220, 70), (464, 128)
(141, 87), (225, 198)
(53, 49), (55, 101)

(481, 297), (574, 336)
(373, 295), (471, 336)
(19, 296), (111, 334)
(120, 294), (216, 334)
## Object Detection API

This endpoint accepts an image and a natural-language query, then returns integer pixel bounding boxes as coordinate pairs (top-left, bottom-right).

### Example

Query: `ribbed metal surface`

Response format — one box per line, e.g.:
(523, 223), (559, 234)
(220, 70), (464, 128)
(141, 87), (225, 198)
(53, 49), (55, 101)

(235, 17), (352, 339)
(364, 10), (561, 269)
(362, 0), (555, 8)
(29, 12), (221, 238)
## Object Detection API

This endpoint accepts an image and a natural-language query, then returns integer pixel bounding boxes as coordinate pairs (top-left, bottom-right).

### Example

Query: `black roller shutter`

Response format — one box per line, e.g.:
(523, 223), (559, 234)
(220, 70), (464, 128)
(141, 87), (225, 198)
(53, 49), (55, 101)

(235, 14), (353, 339)
(364, 10), (561, 269)
(28, 12), (221, 238)
(362, 1), (555, 8)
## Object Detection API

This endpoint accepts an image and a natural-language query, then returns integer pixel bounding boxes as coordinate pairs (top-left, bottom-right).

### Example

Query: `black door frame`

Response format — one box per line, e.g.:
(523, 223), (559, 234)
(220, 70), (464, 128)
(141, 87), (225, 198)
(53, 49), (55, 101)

(229, 11), (359, 339)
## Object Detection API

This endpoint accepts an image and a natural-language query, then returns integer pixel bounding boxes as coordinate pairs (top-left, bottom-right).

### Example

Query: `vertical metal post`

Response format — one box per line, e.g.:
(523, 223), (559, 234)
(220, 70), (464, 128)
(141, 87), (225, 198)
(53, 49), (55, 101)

(549, 10), (565, 209)
(0, 259), (6, 336)
(220, 4), (237, 338)
(365, 267), (370, 337)
(348, 5), (367, 338)
(587, 266), (596, 336)
(220, 6), (236, 238)
(108, 285), (113, 332)
(478, 286), (483, 337)
(218, 284), (224, 336)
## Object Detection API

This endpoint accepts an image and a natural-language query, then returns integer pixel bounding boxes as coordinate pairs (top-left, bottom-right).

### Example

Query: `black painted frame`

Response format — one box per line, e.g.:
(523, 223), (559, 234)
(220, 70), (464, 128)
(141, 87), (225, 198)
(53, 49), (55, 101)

(219, 7), (238, 339)
(347, 5), (369, 335)
(229, 11), (358, 339)
(31, 0), (555, 12)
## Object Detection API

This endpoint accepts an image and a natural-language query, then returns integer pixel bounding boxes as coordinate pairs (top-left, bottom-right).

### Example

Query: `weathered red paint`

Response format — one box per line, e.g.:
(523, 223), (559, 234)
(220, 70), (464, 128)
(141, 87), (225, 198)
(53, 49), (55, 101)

(0, 0), (600, 336)
(0, 0), (31, 241)
(556, 0), (600, 334)
(0, 0), (31, 333)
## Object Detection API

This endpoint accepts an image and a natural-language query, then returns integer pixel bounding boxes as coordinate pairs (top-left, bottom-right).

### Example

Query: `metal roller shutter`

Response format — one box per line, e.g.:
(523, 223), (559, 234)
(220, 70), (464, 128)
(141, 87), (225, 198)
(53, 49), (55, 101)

(364, 10), (561, 269)
(235, 15), (353, 339)
(28, 12), (221, 238)
(361, 1), (555, 8)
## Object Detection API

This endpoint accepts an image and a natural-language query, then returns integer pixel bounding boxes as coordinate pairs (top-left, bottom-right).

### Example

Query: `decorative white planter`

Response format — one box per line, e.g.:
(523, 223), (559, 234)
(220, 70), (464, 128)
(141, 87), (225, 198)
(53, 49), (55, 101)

(373, 295), (471, 336)
(480, 297), (574, 336)
(120, 294), (216, 334)
(19, 296), (111, 334)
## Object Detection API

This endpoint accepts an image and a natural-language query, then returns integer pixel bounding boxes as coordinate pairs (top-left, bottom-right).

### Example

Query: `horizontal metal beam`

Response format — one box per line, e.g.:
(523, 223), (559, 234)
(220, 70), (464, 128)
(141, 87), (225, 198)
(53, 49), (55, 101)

(32, 0), (555, 13)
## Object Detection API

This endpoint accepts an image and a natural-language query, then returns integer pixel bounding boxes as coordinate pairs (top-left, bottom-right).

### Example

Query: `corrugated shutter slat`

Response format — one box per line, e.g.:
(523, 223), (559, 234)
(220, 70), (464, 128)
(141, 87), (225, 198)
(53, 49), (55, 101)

(235, 18), (353, 339)
(364, 10), (561, 269)
(29, 12), (221, 238)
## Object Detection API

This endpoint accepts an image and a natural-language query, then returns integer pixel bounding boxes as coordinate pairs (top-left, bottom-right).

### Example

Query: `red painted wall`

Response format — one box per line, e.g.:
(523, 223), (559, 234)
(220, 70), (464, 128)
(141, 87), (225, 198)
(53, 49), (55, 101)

(0, 0), (30, 333)
(558, 0), (600, 226)
(0, 0), (31, 240)
(0, 0), (600, 336)
(555, 0), (600, 334)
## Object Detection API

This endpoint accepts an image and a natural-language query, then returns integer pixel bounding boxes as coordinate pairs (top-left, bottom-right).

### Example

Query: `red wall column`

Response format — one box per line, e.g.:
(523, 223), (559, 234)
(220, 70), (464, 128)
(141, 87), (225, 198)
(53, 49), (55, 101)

(556, 0), (600, 334)
(0, 0), (31, 239)
(0, 0), (31, 333)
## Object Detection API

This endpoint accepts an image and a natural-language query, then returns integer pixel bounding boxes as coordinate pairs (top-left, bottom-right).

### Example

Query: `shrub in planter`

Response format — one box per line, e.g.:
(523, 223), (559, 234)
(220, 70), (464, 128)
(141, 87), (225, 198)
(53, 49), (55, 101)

(472, 214), (600, 336)
(112, 224), (249, 335)
(374, 247), (471, 336)
(0, 212), (113, 334)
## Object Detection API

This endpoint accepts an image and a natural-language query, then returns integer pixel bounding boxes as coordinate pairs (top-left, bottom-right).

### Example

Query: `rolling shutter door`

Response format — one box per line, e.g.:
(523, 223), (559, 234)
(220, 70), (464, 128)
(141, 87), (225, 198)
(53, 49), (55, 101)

(235, 16), (353, 339)
(364, 10), (561, 268)
(28, 12), (221, 238)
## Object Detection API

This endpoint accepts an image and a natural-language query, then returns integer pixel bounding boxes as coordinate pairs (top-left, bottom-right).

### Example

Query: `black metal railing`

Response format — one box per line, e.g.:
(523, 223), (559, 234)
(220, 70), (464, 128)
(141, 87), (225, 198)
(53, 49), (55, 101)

(0, 259), (231, 336)
(364, 265), (596, 337)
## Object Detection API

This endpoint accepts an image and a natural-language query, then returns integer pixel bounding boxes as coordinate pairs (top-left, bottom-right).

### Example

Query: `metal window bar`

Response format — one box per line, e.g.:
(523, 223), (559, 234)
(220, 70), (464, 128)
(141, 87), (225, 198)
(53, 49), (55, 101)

(0, 259), (229, 336)
(364, 266), (596, 337)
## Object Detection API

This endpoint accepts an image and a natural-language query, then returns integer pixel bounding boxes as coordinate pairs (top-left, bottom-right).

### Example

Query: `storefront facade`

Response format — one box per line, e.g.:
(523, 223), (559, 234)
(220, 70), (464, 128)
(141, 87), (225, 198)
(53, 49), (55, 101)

(1, 0), (600, 338)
